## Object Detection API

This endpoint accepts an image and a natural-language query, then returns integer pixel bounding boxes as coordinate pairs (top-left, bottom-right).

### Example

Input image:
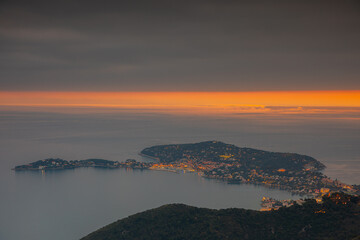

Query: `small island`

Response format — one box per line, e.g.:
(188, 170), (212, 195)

(13, 141), (360, 207)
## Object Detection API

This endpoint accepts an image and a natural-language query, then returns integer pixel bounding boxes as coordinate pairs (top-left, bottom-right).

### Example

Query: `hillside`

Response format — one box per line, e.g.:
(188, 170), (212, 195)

(140, 141), (325, 172)
(81, 193), (360, 240)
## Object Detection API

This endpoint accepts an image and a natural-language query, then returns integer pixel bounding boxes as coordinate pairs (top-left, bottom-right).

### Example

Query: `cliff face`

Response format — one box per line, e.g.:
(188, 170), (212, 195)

(81, 193), (360, 240)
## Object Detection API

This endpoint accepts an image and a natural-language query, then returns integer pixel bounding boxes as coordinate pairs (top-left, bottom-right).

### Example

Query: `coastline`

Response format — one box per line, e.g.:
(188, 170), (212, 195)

(148, 168), (179, 174)
(13, 142), (360, 202)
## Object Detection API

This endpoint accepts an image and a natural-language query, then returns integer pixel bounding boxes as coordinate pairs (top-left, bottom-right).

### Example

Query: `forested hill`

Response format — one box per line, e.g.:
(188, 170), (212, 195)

(141, 141), (325, 171)
(81, 193), (360, 240)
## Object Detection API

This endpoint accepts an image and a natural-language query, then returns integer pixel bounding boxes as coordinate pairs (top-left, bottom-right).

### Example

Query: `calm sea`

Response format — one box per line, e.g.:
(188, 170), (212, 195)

(0, 107), (359, 240)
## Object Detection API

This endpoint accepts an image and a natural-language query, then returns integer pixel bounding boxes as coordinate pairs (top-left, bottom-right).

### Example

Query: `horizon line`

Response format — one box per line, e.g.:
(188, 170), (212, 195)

(1, 90), (360, 107)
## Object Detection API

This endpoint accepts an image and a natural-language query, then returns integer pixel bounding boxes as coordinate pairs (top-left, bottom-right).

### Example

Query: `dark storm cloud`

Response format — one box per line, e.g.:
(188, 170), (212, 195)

(0, 0), (360, 91)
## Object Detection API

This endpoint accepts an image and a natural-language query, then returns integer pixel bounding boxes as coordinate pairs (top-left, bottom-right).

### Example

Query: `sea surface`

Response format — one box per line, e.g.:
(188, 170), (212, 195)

(0, 107), (359, 240)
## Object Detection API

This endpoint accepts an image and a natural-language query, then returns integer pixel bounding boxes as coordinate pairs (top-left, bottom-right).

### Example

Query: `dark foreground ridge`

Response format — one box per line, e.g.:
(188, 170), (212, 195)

(81, 192), (360, 240)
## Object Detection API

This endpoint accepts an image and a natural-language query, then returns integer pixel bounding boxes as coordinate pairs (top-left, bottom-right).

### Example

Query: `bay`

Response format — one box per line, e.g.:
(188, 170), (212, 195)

(0, 107), (358, 240)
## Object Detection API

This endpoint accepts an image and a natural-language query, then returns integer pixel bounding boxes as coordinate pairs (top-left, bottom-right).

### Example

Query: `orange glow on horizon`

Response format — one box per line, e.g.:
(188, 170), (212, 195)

(1, 91), (359, 108)
(1, 91), (360, 118)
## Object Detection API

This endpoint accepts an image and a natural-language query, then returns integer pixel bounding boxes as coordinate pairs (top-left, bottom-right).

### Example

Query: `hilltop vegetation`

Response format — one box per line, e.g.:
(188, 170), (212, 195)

(81, 193), (360, 240)
(141, 141), (325, 171)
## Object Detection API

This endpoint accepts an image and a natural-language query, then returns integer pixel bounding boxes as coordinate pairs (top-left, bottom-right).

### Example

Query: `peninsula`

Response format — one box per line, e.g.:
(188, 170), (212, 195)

(13, 141), (360, 204)
(13, 158), (150, 171)
(140, 141), (359, 200)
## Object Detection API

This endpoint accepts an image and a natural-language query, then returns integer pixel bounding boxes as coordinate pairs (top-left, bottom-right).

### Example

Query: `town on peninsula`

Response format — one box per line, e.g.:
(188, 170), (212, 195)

(13, 141), (360, 210)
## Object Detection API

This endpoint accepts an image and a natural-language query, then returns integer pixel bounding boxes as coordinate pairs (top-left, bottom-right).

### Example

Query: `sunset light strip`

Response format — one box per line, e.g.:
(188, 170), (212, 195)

(1, 91), (360, 107)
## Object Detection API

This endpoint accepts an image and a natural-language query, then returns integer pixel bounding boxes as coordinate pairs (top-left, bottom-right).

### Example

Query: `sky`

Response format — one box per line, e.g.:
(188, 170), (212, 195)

(1, 0), (360, 92)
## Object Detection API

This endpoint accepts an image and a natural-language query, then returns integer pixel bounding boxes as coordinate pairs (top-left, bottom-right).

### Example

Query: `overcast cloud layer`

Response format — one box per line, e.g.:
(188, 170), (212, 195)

(1, 0), (360, 91)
